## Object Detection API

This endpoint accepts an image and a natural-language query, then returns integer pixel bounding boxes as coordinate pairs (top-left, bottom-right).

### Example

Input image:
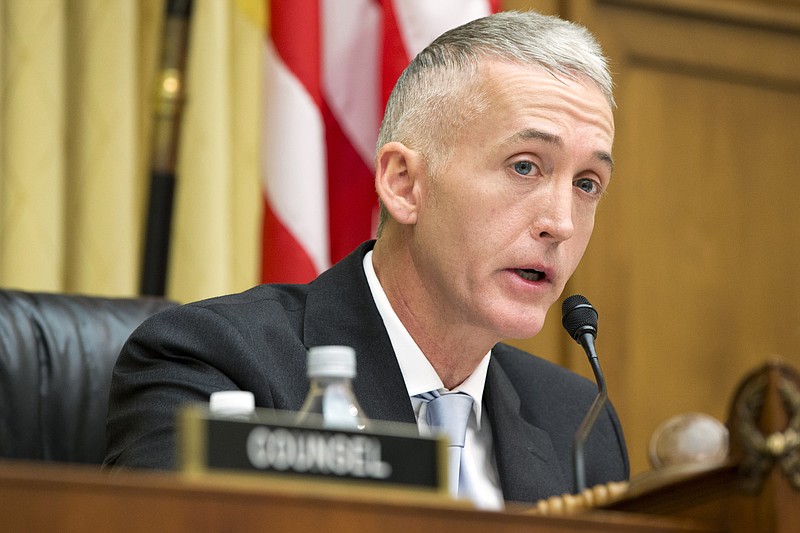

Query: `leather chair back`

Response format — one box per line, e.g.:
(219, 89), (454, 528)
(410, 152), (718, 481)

(0, 289), (176, 464)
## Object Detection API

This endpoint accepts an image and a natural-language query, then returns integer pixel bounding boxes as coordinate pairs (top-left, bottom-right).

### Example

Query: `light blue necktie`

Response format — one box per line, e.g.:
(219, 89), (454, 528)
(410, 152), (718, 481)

(418, 391), (474, 497)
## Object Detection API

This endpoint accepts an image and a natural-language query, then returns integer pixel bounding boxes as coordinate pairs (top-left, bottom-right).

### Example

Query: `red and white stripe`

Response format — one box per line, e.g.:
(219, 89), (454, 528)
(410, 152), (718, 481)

(261, 0), (498, 283)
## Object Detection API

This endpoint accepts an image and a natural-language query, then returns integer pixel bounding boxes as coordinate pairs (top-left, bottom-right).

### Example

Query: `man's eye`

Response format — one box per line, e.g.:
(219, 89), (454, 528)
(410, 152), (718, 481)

(513, 161), (535, 175)
(575, 178), (600, 195)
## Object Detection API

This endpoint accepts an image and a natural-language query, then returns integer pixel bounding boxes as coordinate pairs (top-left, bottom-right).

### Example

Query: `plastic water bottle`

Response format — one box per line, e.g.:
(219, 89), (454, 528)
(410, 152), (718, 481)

(296, 345), (369, 431)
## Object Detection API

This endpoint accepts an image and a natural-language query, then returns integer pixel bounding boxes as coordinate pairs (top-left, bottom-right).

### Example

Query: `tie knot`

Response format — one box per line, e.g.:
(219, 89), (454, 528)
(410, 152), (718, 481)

(421, 392), (473, 448)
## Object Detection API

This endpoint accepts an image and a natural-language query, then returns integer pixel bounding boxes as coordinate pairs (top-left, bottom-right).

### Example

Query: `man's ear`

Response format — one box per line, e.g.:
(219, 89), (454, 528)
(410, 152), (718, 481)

(375, 142), (426, 226)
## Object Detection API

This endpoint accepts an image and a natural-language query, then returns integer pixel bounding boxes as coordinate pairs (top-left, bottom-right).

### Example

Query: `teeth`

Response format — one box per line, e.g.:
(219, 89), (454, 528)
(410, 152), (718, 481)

(516, 269), (543, 281)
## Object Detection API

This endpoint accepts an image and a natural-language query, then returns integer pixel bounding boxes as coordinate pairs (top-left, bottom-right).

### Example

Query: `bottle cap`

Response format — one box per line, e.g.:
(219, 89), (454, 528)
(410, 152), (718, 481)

(307, 345), (357, 379)
(209, 390), (255, 417)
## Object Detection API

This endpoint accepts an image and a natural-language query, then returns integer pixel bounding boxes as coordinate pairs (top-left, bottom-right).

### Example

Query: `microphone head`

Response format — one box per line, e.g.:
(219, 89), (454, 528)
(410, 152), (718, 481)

(561, 294), (599, 342)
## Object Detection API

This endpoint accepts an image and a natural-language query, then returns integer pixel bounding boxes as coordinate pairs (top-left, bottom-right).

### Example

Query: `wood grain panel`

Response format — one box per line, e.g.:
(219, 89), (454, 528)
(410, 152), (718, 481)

(572, 0), (800, 475)
(509, 0), (800, 476)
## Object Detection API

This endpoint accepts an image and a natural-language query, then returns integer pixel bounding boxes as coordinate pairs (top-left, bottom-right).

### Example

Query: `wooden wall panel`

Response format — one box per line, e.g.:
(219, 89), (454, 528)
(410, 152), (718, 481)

(509, 0), (800, 476)
(577, 0), (800, 475)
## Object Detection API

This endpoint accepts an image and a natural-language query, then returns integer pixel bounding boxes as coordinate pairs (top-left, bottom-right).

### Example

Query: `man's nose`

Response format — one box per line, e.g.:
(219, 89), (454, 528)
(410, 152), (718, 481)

(529, 181), (575, 242)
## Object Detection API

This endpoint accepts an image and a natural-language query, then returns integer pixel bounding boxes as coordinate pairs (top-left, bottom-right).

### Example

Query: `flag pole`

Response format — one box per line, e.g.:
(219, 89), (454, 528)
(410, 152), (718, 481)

(140, 0), (193, 296)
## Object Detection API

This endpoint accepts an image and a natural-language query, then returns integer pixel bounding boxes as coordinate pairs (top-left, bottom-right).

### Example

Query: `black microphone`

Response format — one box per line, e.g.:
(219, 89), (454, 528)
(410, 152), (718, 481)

(561, 294), (608, 493)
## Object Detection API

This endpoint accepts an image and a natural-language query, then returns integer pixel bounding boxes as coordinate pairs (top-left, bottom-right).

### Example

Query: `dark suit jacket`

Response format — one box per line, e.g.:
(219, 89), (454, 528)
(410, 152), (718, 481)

(105, 241), (628, 504)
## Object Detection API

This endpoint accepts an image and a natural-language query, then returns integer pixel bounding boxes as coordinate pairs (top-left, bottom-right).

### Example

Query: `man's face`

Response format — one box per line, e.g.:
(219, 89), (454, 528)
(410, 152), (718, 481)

(408, 60), (615, 342)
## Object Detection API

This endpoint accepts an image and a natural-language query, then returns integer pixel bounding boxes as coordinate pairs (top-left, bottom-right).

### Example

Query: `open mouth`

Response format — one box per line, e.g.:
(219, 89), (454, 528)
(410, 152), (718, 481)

(514, 268), (545, 282)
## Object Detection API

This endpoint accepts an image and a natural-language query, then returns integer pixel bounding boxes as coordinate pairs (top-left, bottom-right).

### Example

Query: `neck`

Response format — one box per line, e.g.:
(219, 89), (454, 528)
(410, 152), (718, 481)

(372, 235), (495, 389)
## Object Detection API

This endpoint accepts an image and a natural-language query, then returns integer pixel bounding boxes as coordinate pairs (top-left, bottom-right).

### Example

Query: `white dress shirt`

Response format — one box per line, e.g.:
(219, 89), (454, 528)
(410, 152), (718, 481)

(363, 251), (505, 510)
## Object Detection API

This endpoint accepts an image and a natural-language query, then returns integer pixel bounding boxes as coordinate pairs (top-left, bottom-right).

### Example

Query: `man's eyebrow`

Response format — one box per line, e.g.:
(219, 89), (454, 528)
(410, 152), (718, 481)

(596, 150), (614, 174)
(509, 128), (614, 174)
(512, 128), (562, 146)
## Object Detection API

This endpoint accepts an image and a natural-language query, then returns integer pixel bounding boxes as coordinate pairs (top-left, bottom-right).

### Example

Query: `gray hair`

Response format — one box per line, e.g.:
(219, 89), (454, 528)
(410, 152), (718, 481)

(375, 10), (613, 236)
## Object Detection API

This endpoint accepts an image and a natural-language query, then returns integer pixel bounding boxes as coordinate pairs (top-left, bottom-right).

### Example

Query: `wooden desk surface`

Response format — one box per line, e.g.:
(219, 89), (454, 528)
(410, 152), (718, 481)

(0, 460), (719, 533)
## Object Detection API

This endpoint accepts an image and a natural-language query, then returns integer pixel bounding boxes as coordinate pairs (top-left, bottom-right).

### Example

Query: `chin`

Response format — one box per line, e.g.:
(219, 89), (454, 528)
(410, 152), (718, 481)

(493, 311), (547, 341)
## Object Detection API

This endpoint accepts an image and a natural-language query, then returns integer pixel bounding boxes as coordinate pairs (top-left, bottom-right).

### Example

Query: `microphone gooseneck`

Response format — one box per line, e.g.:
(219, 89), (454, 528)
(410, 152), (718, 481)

(561, 294), (608, 493)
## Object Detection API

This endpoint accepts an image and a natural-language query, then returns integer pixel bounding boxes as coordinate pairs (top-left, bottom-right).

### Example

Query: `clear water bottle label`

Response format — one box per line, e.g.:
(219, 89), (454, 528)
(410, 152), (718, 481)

(322, 389), (364, 430)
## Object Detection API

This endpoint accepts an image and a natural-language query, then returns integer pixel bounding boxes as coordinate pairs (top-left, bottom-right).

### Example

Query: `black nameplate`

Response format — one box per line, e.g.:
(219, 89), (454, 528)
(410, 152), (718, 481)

(179, 405), (447, 492)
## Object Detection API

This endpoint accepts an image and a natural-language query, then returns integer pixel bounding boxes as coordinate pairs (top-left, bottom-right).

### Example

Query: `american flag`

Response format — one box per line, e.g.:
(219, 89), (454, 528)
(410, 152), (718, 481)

(261, 0), (498, 283)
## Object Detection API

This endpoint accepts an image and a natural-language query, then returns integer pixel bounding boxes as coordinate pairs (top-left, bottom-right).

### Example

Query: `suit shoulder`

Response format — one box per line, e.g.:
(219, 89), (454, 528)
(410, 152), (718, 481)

(190, 283), (308, 311)
(132, 283), (310, 340)
(188, 283), (307, 320)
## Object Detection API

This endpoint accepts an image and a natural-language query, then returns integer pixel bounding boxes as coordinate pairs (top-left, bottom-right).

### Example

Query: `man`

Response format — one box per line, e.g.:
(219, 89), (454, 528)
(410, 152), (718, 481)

(105, 10), (628, 509)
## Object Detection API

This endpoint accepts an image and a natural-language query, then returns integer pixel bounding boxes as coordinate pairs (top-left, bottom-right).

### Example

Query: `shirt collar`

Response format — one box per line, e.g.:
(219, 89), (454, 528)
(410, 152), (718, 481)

(363, 250), (490, 424)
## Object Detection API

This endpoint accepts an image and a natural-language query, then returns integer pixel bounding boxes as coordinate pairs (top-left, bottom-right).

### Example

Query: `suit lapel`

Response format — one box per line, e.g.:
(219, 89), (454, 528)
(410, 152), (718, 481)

(302, 242), (416, 426)
(485, 356), (570, 503)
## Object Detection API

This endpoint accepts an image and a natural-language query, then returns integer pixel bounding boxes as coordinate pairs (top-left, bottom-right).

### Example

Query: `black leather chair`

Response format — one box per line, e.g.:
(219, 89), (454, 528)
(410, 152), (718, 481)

(0, 289), (176, 464)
